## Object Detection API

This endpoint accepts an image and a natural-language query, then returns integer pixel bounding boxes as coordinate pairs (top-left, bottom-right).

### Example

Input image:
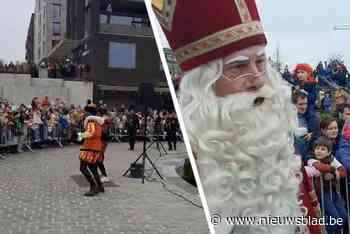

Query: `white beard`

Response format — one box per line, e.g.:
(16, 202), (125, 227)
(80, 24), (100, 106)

(179, 61), (302, 234)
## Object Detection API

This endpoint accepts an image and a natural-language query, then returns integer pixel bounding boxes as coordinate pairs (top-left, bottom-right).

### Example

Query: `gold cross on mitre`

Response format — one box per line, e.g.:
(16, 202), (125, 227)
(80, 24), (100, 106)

(151, 0), (177, 31)
(152, 0), (164, 12)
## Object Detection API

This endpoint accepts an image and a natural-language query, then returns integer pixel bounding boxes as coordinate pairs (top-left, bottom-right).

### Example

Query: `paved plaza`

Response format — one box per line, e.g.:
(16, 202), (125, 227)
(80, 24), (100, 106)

(0, 142), (209, 234)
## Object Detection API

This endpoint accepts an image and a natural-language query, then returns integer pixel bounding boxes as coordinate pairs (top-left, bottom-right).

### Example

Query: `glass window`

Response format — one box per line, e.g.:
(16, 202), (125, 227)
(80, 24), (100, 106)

(110, 15), (133, 26)
(108, 42), (136, 69)
(85, 6), (89, 37)
(52, 40), (59, 48)
(52, 4), (61, 19)
(100, 14), (108, 24)
(131, 17), (146, 28)
(53, 22), (61, 35)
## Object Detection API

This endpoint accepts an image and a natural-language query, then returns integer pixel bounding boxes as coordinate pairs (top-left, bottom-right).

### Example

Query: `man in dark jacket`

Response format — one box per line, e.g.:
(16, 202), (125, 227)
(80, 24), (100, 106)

(127, 110), (139, 151)
(165, 111), (179, 151)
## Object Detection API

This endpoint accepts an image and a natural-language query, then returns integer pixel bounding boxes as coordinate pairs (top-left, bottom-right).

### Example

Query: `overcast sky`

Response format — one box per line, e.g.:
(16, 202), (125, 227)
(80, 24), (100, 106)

(0, 1), (35, 63)
(1, 0), (349, 69)
(150, 0), (350, 69)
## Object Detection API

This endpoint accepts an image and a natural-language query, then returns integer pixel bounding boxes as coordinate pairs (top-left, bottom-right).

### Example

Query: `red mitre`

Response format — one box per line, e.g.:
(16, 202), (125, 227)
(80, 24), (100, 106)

(152, 0), (267, 71)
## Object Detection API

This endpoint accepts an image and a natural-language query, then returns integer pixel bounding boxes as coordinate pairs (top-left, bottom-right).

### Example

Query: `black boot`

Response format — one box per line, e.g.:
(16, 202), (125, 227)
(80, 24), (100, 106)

(95, 176), (105, 193)
(84, 185), (98, 196)
(81, 161), (98, 197)
(88, 163), (105, 193)
(97, 184), (105, 193)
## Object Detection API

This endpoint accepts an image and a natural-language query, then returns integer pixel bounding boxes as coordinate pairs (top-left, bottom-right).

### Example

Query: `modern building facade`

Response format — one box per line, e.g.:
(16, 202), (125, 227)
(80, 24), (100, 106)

(25, 14), (35, 64)
(34, 0), (67, 65)
(47, 0), (169, 108)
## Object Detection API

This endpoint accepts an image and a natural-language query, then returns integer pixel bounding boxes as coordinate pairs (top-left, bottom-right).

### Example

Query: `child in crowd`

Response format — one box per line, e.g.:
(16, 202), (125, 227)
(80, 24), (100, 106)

(342, 115), (350, 142)
(308, 137), (348, 234)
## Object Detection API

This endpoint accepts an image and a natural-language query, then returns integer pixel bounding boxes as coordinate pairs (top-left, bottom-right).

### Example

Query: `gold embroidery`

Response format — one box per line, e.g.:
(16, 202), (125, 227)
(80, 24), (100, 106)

(152, 0), (164, 12)
(234, 0), (252, 23)
(175, 21), (264, 64)
(309, 190), (318, 202)
(152, 0), (177, 31)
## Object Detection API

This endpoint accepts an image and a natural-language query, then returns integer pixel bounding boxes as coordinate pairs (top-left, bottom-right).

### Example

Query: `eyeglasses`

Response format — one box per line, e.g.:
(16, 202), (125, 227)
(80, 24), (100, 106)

(220, 58), (268, 83)
(222, 69), (267, 83)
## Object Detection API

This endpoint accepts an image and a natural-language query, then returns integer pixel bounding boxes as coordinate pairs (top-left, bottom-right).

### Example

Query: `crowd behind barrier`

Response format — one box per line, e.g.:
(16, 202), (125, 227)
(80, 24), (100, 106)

(5, 58), (350, 231)
(282, 60), (350, 91)
(282, 59), (350, 233)
(311, 176), (350, 233)
(0, 97), (182, 159)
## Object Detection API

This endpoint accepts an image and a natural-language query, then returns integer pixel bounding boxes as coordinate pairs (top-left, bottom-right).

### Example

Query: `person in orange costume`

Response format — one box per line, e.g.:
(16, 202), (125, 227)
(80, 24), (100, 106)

(78, 107), (105, 196)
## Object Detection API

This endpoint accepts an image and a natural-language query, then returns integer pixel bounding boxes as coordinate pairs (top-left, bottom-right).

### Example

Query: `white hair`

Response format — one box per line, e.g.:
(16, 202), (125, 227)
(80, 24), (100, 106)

(179, 58), (303, 234)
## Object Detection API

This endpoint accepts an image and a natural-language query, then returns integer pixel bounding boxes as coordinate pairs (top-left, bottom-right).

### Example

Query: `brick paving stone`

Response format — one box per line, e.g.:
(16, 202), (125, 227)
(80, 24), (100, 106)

(0, 142), (209, 234)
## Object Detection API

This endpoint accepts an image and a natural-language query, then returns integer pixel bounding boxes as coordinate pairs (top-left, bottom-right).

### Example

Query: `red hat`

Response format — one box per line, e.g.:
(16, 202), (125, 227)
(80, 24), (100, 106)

(294, 63), (317, 84)
(294, 63), (313, 75)
(152, 0), (267, 71)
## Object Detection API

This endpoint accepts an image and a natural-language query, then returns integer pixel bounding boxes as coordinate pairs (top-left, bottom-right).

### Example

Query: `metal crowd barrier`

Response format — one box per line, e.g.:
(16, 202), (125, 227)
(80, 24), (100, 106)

(47, 124), (63, 148)
(311, 174), (350, 233)
(0, 119), (184, 158)
(0, 125), (18, 157)
(0, 123), (66, 157)
(318, 75), (350, 97)
(106, 130), (182, 142)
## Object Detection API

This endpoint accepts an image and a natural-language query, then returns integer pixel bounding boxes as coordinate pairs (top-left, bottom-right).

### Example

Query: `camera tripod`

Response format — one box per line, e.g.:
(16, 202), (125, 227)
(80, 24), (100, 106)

(123, 109), (164, 183)
(150, 133), (167, 157)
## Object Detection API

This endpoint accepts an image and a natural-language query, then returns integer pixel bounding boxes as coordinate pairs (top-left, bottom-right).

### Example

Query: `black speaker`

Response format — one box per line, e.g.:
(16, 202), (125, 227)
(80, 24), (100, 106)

(130, 163), (144, 178)
(138, 83), (155, 107)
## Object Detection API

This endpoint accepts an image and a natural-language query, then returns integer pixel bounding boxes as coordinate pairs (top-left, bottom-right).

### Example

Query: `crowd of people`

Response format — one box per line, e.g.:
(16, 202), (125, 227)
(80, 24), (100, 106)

(284, 62), (350, 233)
(0, 97), (181, 158)
(282, 59), (350, 90)
(0, 59), (91, 79)
(46, 61), (91, 79)
(0, 61), (30, 74)
(0, 61), (39, 77)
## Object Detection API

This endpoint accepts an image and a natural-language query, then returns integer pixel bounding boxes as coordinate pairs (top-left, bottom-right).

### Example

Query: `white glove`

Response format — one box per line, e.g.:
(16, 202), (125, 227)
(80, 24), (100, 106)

(295, 127), (308, 138)
(77, 132), (83, 142)
(304, 166), (320, 177)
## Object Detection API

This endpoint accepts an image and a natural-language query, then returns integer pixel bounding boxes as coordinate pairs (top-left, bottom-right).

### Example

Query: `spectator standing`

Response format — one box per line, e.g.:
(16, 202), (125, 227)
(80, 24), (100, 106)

(308, 137), (348, 234)
(294, 63), (318, 111)
(127, 110), (138, 151)
(165, 111), (179, 151)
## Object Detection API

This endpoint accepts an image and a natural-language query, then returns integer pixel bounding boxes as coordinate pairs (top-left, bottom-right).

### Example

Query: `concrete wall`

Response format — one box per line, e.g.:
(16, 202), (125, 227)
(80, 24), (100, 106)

(0, 73), (93, 106)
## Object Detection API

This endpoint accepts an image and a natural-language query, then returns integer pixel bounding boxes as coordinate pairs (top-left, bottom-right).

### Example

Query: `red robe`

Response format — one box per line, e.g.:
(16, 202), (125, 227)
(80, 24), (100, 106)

(299, 168), (324, 234)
